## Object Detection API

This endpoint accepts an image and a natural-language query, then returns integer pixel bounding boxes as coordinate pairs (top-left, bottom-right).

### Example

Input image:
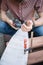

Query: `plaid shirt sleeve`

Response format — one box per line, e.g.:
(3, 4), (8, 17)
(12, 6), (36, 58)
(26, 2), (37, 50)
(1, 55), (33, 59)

(1, 0), (8, 11)
(36, 0), (43, 12)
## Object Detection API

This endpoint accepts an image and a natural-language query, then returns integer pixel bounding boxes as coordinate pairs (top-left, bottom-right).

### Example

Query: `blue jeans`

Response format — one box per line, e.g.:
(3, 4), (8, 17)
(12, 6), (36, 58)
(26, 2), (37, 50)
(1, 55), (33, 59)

(33, 26), (43, 37)
(0, 20), (17, 36)
(0, 20), (43, 36)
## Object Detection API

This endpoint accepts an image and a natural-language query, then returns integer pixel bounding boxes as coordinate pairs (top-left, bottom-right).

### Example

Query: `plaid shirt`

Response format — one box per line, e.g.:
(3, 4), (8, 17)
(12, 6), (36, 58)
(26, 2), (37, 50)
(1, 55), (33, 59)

(1, 0), (43, 22)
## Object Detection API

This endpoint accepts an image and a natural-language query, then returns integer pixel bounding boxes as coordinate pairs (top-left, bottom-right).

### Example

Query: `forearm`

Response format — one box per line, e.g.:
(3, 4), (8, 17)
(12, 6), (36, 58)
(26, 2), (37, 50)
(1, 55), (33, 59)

(1, 10), (20, 30)
(34, 17), (43, 27)
(1, 10), (11, 24)
(33, 12), (43, 27)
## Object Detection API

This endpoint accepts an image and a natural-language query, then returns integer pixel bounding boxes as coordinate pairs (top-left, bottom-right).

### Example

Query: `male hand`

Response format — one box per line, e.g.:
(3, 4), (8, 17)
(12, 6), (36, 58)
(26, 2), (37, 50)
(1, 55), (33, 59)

(8, 20), (19, 30)
(21, 20), (33, 32)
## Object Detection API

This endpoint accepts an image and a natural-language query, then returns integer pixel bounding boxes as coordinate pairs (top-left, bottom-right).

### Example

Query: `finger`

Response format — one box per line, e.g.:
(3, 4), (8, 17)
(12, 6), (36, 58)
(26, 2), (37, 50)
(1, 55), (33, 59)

(22, 24), (32, 32)
(21, 24), (28, 32)
(23, 24), (28, 29)
(21, 25), (27, 32)
(11, 25), (19, 30)
(12, 22), (16, 26)
(23, 24), (30, 30)
(27, 20), (33, 26)
(21, 24), (31, 32)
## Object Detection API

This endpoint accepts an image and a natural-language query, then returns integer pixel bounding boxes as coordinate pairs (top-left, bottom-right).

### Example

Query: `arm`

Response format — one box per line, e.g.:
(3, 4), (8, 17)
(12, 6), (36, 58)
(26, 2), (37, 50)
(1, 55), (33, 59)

(33, 12), (43, 27)
(1, 10), (12, 24)
(1, 0), (18, 30)
(1, 10), (18, 30)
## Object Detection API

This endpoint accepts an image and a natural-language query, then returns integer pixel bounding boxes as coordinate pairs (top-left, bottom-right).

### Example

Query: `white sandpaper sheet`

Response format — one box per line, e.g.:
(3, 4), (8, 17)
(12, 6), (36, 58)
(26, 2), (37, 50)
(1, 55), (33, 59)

(0, 29), (30, 65)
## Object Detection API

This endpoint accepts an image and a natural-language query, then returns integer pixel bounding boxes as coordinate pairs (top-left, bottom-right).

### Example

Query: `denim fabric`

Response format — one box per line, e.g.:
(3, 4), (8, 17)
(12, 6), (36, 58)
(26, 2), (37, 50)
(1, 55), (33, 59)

(0, 20), (43, 36)
(33, 26), (43, 37)
(0, 20), (17, 36)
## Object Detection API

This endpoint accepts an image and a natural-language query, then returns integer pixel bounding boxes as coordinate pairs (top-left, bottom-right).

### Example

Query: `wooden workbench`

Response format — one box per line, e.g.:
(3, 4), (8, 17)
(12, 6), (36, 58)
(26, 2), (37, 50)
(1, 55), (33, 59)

(27, 36), (43, 65)
(29, 36), (43, 48)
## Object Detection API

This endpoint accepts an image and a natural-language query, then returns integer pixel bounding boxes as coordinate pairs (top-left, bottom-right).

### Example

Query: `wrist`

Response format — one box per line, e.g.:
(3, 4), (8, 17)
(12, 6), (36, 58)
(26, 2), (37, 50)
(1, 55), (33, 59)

(7, 19), (12, 24)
